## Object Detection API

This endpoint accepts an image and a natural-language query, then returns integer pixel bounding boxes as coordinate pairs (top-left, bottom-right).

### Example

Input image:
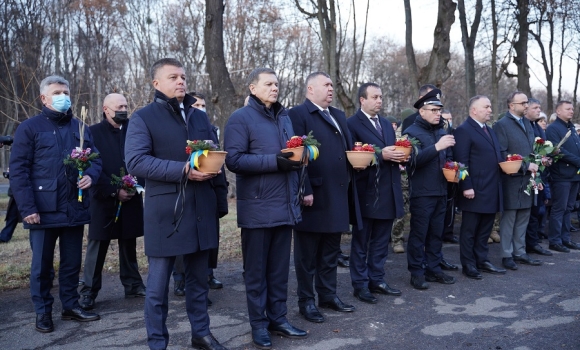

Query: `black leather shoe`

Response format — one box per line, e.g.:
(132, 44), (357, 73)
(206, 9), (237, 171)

(440, 259), (459, 271)
(369, 282), (402, 296)
(549, 243), (570, 253)
(191, 333), (226, 350)
(79, 295), (95, 310)
(337, 255), (350, 268)
(513, 254), (542, 266)
(207, 297), (213, 307)
(502, 257), (518, 270)
(208, 275), (223, 289)
(443, 236), (459, 244)
(410, 275), (429, 290)
(319, 297), (355, 312)
(570, 225), (579, 232)
(268, 322), (307, 339)
(251, 328), (272, 349)
(353, 287), (378, 304)
(299, 304), (324, 323)
(35, 313), (54, 333)
(526, 244), (553, 256)
(61, 307), (100, 322)
(563, 241), (580, 250)
(477, 261), (506, 275)
(425, 272), (456, 284)
(125, 287), (146, 298)
(462, 265), (483, 280)
(174, 280), (185, 296)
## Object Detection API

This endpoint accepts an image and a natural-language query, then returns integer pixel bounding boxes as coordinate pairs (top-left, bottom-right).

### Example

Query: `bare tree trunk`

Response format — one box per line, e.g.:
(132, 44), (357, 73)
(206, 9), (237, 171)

(573, 53), (580, 119)
(403, 0), (419, 91)
(204, 0), (240, 141)
(418, 0), (457, 87)
(458, 0), (483, 98)
(514, 0), (531, 96)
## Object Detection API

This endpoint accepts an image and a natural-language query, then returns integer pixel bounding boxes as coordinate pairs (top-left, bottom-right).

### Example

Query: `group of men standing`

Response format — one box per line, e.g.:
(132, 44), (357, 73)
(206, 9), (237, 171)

(8, 58), (580, 350)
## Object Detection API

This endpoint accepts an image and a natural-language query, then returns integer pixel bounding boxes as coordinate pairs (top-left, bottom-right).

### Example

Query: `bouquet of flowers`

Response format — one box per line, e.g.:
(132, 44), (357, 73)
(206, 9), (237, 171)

(285, 131), (320, 161)
(63, 107), (100, 202)
(110, 168), (141, 223)
(185, 139), (220, 170)
(443, 161), (469, 181)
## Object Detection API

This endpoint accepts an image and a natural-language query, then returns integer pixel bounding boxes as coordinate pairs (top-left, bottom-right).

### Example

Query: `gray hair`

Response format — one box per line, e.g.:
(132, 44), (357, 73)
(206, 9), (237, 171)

(247, 68), (277, 86)
(305, 72), (330, 91)
(40, 75), (69, 94)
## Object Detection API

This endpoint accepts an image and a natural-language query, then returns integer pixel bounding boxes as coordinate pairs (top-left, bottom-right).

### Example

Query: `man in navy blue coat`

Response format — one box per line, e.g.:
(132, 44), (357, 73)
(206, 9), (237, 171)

(545, 100), (580, 253)
(125, 58), (228, 350)
(346, 83), (404, 304)
(404, 89), (457, 290)
(10, 75), (102, 333)
(453, 96), (506, 279)
(225, 68), (306, 349)
(288, 72), (361, 323)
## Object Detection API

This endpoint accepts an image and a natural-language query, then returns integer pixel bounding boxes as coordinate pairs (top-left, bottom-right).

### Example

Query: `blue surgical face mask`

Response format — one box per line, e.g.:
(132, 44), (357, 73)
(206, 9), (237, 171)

(51, 94), (71, 113)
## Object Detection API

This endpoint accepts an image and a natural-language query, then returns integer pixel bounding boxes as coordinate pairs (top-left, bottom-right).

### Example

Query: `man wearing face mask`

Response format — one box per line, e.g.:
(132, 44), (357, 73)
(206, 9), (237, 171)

(78, 93), (146, 311)
(10, 75), (102, 333)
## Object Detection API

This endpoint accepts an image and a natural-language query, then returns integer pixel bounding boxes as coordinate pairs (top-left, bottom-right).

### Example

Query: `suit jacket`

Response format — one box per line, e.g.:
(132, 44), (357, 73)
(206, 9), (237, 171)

(493, 113), (535, 210)
(288, 99), (361, 232)
(453, 117), (503, 214)
(346, 110), (404, 219)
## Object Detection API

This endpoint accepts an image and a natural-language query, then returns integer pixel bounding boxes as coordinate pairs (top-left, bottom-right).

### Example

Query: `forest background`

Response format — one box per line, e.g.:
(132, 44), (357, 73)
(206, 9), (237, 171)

(1, 0), (580, 172)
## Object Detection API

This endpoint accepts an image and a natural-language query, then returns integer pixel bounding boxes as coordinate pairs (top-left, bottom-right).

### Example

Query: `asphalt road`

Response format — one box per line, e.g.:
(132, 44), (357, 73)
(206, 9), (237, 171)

(1, 232), (579, 350)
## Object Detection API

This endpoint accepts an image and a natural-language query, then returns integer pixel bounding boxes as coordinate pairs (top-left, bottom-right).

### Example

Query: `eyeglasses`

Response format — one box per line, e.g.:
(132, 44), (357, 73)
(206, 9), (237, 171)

(511, 101), (529, 106)
(423, 108), (442, 114)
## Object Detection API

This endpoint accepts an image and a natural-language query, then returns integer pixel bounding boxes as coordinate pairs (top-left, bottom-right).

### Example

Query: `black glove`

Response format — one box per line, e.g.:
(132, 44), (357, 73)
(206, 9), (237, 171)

(276, 152), (301, 171)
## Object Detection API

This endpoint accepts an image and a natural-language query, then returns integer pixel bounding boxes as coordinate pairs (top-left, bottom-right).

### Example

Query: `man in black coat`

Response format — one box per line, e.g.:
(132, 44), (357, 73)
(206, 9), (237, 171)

(125, 58), (228, 350)
(346, 83), (404, 304)
(403, 89), (456, 290)
(545, 100), (580, 253)
(453, 96), (506, 280)
(523, 98), (553, 256)
(79, 93), (146, 311)
(288, 72), (361, 323)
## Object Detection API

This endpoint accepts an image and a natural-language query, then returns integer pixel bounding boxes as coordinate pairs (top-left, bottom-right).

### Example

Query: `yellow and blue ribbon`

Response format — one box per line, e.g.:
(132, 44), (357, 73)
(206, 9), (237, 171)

(458, 169), (469, 181)
(305, 145), (319, 161)
(77, 170), (83, 202)
(189, 150), (209, 169)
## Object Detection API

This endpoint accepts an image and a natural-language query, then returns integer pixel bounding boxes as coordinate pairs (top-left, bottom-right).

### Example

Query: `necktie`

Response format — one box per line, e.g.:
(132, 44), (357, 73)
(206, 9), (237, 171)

(323, 109), (341, 133)
(371, 117), (383, 134)
(482, 125), (491, 139)
(180, 108), (186, 122)
(518, 118), (525, 130)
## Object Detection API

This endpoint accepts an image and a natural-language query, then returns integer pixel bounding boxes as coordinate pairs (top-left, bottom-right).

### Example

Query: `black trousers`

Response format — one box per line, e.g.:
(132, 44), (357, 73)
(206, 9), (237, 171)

(242, 226), (292, 330)
(293, 230), (341, 307)
(459, 211), (495, 268)
(407, 196), (445, 276)
(80, 238), (144, 298)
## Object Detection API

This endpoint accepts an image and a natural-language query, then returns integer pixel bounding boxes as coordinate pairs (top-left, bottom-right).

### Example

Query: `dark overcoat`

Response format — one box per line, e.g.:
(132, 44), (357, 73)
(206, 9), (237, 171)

(88, 118), (144, 240)
(453, 117), (503, 214)
(125, 92), (228, 258)
(224, 96), (301, 229)
(545, 117), (580, 182)
(492, 113), (534, 210)
(288, 99), (361, 232)
(10, 107), (102, 229)
(346, 110), (404, 219)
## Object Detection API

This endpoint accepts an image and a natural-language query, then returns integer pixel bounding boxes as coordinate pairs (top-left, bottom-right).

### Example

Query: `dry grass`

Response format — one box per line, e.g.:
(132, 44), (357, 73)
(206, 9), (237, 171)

(0, 198), (242, 291)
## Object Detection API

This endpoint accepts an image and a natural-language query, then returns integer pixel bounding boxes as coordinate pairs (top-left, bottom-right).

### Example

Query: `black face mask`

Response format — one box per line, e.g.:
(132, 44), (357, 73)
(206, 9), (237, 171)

(112, 111), (128, 124)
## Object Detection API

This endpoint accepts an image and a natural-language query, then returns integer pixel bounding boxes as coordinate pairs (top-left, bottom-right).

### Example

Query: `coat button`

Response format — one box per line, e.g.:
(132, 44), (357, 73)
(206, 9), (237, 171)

(197, 217), (202, 221)
(38, 186), (43, 190)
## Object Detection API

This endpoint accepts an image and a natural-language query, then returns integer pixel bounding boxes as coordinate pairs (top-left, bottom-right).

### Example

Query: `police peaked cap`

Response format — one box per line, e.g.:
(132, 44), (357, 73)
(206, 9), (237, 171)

(413, 88), (444, 109)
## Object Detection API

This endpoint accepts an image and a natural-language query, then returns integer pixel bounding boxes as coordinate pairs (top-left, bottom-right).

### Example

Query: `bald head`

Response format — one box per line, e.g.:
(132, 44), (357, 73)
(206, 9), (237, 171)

(103, 93), (128, 128)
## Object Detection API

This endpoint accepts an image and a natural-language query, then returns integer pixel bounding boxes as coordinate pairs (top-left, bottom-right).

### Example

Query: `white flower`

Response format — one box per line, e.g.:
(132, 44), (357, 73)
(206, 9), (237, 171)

(545, 140), (553, 147)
